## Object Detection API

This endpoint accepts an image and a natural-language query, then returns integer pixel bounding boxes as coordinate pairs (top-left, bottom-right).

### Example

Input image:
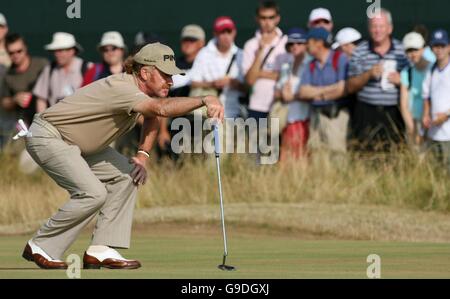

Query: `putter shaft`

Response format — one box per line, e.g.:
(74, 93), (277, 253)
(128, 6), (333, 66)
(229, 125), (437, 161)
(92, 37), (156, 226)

(215, 154), (228, 258)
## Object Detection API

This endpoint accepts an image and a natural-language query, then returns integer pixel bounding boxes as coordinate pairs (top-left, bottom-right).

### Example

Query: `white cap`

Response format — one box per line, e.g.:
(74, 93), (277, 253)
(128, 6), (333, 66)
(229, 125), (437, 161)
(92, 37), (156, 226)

(98, 31), (126, 49)
(0, 13), (7, 26)
(308, 8), (332, 25)
(45, 32), (83, 52)
(403, 32), (425, 50)
(332, 27), (362, 50)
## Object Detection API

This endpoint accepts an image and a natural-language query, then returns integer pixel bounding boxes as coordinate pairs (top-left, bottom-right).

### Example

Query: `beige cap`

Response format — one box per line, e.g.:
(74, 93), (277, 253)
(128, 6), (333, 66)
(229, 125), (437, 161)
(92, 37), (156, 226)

(45, 32), (83, 52)
(181, 24), (205, 40)
(133, 42), (185, 76)
(98, 31), (126, 49)
(403, 32), (425, 50)
(0, 13), (7, 26)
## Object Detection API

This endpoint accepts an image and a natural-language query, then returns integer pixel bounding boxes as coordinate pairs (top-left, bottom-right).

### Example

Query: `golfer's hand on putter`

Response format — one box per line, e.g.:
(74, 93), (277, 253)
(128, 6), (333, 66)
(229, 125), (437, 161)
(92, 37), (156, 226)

(203, 95), (224, 122)
(130, 154), (148, 186)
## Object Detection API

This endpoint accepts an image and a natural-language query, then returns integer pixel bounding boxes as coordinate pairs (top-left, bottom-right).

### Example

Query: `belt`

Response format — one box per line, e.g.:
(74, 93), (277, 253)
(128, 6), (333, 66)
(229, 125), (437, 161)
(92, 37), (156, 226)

(32, 114), (62, 138)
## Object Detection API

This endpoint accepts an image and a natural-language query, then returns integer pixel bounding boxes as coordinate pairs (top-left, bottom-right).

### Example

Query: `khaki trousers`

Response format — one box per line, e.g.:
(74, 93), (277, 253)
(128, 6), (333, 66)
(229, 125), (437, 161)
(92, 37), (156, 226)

(25, 115), (137, 260)
(308, 108), (349, 153)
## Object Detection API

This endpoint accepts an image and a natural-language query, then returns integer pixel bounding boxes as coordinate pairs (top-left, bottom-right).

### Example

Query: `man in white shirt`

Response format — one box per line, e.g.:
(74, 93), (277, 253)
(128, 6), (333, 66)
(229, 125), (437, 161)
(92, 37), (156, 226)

(422, 29), (450, 171)
(242, 1), (287, 163)
(242, 0), (287, 120)
(190, 16), (245, 119)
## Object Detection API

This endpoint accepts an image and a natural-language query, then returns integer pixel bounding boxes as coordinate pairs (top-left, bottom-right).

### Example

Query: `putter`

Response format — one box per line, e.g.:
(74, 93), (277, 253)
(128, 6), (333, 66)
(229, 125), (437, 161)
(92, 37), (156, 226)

(213, 124), (236, 271)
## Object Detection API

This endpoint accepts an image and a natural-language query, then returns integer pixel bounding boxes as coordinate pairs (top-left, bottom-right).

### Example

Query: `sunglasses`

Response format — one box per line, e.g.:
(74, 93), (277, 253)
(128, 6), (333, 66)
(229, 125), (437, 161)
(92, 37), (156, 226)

(217, 29), (233, 34)
(287, 42), (305, 47)
(311, 19), (331, 26)
(406, 48), (421, 53)
(8, 48), (24, 56)
(102, 46), (120, 53)
(258, 14), (277, 20)
(181, 37), (200, 43)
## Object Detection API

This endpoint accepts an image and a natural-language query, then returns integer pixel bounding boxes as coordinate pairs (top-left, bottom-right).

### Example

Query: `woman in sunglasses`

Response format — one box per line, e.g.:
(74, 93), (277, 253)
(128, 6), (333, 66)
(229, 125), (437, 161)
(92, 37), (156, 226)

(82, 31), (126, 86)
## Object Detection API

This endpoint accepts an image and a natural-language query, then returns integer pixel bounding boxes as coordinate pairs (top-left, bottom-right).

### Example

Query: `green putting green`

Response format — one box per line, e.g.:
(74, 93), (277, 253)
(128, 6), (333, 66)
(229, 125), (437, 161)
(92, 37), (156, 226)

(0, 225), (449, 279)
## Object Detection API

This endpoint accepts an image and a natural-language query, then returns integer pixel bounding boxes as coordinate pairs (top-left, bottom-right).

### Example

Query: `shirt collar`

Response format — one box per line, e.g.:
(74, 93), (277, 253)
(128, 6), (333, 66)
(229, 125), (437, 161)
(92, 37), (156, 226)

(368, 38), (395, 56)
(207, 38), (238, 56)
(55, 56), (82, 73)
(312, 50), (334, 67)
(255, 27), (283, 45)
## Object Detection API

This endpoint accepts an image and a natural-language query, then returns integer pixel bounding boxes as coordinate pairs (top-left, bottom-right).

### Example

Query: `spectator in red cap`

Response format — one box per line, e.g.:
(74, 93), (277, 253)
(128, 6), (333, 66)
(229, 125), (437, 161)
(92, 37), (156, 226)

(190, 16), (246, 119)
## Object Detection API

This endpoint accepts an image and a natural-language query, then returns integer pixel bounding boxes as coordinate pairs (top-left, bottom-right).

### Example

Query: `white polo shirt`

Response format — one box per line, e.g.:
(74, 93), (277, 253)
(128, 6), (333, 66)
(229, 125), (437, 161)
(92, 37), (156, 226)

(422, 61), (450, 141)
(190, 39), (244, 118)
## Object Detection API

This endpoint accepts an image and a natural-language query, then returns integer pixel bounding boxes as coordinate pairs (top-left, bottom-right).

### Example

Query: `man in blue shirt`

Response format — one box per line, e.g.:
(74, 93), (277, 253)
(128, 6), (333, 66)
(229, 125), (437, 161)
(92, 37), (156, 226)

(299, 27), (349, 153)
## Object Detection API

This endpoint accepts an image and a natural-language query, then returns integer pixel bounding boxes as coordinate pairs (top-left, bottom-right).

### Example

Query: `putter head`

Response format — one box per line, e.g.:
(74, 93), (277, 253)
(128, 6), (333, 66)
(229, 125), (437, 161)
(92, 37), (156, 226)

(218, 264), (236, 271)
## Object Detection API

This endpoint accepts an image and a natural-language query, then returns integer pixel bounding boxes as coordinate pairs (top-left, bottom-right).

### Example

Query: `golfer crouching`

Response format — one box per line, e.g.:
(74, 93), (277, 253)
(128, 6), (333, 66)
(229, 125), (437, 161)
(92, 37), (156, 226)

(21, 43), (224, 270)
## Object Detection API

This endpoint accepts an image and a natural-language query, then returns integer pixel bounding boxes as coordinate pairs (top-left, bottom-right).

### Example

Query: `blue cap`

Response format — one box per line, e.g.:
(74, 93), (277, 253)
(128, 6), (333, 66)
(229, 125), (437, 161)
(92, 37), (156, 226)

(430, 29), (449, 46)
(307, 27), (333, 44)
(287, 27), (307, 44)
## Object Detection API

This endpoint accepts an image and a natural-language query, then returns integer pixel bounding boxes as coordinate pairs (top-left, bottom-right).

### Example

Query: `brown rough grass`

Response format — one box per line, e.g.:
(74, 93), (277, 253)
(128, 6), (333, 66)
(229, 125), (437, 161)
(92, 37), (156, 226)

(0, 150), (449, 241)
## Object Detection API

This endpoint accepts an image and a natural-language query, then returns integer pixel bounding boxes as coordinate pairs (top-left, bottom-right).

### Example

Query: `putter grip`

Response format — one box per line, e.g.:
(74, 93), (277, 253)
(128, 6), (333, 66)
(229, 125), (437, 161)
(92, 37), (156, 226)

(213, 124), (220, 154)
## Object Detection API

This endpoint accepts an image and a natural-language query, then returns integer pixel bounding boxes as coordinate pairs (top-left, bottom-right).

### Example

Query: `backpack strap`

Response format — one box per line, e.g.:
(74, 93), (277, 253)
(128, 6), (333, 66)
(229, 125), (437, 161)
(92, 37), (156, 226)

(81, 60), (91, 77)
(260, 46), (276, 70)
(225, 54), (237, 76)
(429, 62), (439, 101)
(259, 35), (285, 70)
(332, 50), (342, 72)
(407, 65), (413, 90)
(93, 63), (105, 81)
(309, 60), (316, 74)
(310, 50), (343, 75)
(431, 62), (438, 73)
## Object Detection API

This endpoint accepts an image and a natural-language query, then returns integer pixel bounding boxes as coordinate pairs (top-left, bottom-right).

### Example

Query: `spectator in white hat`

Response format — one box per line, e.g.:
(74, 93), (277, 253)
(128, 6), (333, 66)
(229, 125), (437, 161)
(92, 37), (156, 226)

(308, 8), (333, 32)
(33, 32), (92, 112)
(0, 13), (11, 68)
(332, 27), (362, 58)
(399, 32), (433, 146)
(82, 31), (126, 86)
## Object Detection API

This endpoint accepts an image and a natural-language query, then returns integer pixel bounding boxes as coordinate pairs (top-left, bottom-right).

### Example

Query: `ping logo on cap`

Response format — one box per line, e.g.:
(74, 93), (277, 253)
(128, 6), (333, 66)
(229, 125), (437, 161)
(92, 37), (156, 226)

(163, 55), (175, 61)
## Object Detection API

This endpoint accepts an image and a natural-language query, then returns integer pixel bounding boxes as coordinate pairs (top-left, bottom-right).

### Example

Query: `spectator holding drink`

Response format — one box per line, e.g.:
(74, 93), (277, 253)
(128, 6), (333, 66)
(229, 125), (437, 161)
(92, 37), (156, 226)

(347, 8), (409, 152)
(274, 28), (310, 160)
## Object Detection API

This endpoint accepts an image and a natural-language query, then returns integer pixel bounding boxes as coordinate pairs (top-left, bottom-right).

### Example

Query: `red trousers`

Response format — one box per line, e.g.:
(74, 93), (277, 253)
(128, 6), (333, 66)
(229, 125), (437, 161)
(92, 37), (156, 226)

(280, 120), (309, 160)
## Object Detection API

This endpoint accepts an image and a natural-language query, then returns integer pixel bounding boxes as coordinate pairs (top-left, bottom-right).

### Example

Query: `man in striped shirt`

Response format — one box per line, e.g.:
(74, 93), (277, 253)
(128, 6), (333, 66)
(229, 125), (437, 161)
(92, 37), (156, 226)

(347, 8), (409, 152)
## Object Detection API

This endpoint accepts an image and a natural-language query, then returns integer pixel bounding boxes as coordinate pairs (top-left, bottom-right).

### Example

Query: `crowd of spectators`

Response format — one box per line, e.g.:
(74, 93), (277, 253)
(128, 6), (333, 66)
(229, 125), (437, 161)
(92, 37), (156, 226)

(1, 1), (450, 171)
